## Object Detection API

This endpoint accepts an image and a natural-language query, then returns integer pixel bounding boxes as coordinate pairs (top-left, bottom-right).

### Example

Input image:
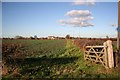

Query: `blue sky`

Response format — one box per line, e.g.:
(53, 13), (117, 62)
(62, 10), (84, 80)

(2, 2), (118, 38)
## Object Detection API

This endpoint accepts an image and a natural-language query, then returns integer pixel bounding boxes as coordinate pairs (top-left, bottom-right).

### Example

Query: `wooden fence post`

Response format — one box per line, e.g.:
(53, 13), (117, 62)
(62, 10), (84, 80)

(106, 40), (114, 68)
(103, 42), (108, 68)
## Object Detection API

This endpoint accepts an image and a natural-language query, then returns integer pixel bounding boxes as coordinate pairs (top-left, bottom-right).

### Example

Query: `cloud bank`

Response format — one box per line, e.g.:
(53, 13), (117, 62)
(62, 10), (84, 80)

(59, 10), (94, 27)
(58, 0), (95, 27)
(59, 19), (94, 27)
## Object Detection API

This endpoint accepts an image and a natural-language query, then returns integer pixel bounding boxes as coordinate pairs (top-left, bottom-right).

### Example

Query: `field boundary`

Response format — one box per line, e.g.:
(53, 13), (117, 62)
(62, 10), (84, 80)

(84, 40), (114, 69)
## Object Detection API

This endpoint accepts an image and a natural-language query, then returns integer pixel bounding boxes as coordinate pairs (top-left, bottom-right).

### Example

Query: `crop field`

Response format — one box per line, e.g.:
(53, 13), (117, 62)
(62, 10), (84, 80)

(2, 39), (120, 79)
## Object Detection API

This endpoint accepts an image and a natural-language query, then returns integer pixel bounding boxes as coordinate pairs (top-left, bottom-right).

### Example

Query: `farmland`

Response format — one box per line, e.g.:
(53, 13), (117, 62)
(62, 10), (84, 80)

(2, 39), (120, 79)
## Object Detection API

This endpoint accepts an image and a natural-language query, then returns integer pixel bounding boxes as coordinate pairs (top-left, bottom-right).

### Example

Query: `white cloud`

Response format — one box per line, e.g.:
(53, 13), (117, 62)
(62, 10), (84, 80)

(60, 16), (93, 22)
(59, 10), (94, 27)
(59, 18), (94, 27)
(65, 10), (91, 17)
(71, 16), (94, 21)
(74, 0), (95, 5)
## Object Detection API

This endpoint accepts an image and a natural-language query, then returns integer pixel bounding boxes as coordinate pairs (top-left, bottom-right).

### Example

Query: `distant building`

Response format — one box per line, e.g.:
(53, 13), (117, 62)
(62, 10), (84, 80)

(47, 36), (55, 40)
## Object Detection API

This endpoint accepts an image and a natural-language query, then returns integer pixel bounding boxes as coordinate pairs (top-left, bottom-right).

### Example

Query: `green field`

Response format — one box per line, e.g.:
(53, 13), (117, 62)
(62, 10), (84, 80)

(2, 39), (120, 79)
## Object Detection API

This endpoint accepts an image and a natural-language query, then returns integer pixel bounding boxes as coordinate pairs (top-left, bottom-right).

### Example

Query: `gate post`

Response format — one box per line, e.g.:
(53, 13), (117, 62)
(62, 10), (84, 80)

(106, 40), (114, 68)
(103, 42), (108, 68)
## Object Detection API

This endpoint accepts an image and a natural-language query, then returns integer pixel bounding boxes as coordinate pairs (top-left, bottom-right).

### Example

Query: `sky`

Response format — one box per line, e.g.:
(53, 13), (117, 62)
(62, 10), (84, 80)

(2, 1), (118, 38)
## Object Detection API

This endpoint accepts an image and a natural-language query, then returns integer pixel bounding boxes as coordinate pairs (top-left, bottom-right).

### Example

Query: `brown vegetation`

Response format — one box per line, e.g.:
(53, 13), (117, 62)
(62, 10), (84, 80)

(2, 43), (27, 76)
(74, 38), (117, 51)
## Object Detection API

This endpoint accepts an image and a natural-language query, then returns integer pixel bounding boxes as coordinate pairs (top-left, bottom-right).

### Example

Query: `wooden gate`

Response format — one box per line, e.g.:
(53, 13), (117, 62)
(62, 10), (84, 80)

(84, 40), (114, 68)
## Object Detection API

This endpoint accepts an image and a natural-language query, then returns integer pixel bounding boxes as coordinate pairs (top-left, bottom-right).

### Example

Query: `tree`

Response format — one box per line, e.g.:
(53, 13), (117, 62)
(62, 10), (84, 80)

(34, 35), (38, 39)
(106, 36), (109, 39)
(30, 36), (34, 39)
(65, 34), (70, 39)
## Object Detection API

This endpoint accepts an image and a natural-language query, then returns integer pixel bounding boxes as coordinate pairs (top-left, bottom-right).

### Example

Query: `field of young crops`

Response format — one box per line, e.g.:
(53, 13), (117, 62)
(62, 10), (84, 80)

(2, 39), (120, 79)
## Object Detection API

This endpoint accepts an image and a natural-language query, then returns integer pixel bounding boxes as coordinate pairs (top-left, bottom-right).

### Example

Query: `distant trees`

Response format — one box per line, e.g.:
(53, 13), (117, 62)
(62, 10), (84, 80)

(30, 36), (34, 39)
(29, 35), (38, 39)
(14, 35), (39, 40)
(65, 34), (70, 39)
(13, 35), (75, 40)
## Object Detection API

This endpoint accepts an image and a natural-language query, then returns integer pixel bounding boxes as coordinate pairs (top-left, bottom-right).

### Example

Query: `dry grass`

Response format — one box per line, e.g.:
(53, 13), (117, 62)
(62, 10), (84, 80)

(74, 38), (117, 51)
